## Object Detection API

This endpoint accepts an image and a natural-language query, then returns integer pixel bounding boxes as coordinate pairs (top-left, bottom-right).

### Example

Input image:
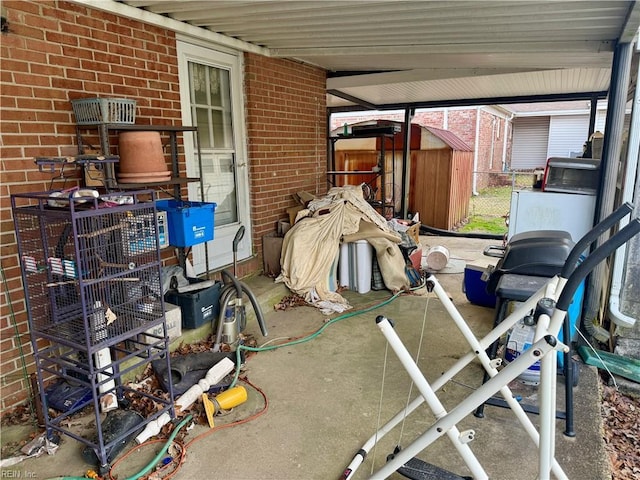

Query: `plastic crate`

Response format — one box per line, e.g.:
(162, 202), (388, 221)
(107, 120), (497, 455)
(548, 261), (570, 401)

(155, 200), (216, 247)
(71, 97), (136, 125)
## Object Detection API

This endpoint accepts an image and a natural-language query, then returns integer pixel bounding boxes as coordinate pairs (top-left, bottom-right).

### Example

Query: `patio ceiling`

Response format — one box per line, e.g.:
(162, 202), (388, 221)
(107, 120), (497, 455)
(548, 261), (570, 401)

(99, 1), (640, 110)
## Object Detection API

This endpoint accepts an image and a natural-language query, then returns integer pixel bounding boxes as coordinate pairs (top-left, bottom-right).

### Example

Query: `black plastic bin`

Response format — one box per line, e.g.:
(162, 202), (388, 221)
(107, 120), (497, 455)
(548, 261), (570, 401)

(165, 278), (222, 329)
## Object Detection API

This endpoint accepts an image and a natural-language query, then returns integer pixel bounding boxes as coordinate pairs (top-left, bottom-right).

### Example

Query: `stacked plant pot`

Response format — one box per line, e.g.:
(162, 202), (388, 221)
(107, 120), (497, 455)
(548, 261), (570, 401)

(117, 131), (171, 183)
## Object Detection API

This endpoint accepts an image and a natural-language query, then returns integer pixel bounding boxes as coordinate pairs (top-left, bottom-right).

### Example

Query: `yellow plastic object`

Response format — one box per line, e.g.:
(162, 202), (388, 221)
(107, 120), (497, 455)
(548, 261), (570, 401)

(201, 393), (216, 428)
(202, 386), (248, 429)
(215, 386), (248, 410)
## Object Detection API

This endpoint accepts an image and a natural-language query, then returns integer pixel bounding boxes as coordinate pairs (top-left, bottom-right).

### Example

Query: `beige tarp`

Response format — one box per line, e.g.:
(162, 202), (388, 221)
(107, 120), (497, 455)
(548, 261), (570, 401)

(276, 186), (410, 311)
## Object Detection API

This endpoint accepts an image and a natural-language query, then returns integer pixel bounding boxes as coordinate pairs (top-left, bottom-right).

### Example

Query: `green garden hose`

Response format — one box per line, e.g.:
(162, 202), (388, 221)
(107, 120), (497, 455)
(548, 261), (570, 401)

(229, 287), (412, 388)
(48, 414), (193, 480)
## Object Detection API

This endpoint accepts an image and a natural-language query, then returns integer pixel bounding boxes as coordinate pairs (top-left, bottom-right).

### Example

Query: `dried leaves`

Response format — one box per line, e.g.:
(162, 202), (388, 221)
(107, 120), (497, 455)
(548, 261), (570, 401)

(601, 384), (640, 480)
(0, 404), (34, 426)
(274, 294), (308, 310)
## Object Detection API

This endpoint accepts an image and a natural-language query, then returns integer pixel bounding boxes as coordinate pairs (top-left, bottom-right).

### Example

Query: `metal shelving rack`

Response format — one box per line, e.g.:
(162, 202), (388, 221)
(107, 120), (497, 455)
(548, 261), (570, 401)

(11, 190), (175, 473)
(74, 124), (202, 198)
(72, 121), (208, 272)
(328, 126), (397, 218)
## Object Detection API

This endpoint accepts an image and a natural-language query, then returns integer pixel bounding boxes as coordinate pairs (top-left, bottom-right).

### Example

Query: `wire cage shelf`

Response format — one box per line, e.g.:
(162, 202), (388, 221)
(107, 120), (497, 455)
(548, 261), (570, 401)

(11, 189), (175, 471)
(12, 191), (166, 348)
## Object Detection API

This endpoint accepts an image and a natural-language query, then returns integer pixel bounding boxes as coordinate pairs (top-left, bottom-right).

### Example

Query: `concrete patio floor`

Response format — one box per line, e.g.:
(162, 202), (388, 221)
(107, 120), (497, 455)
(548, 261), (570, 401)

(1, 236), (610, 480)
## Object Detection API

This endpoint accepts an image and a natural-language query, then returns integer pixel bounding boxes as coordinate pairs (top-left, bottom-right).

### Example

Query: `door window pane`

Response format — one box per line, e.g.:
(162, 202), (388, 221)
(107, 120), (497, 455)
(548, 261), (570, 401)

(212, 110), (233, 148)
(201, 154), (237, 226)
(195, 107), (211, 149)
(209, 69), (222, 106)
(188, 62), (233, 149)
(190, 63), (208, 105)
(188, 61), (237, 225)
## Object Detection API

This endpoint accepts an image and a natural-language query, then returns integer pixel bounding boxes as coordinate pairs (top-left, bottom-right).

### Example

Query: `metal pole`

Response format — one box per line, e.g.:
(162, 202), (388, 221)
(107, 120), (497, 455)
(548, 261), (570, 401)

(584, 41), (634, 332)
(587, 94), (598, 139)
(401, 108), (414, 219)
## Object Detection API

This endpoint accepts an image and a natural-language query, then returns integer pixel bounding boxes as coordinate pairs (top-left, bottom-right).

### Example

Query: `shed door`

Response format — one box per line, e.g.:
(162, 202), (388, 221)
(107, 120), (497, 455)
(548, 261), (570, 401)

(511, 117), (550, 170)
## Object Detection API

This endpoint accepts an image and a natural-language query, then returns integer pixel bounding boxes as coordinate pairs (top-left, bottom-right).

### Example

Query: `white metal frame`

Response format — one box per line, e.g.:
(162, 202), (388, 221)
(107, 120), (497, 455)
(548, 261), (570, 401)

(342, 204), (640, 480)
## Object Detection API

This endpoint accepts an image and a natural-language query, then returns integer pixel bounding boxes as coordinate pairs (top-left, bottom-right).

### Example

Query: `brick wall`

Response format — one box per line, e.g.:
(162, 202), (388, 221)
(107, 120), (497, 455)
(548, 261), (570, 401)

(476, 110), (500, 172)
(244, 53), (327, 270)
(442, 109), (477, 148)
(0, 0), (183, 414)
(0, 1), (327, 413)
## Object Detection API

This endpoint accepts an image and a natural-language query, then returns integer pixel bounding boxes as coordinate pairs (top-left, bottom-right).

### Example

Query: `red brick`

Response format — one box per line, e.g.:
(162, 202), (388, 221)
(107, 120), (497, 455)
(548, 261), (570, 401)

(45, 31), (78, 47)
(0, 0), (328, 413)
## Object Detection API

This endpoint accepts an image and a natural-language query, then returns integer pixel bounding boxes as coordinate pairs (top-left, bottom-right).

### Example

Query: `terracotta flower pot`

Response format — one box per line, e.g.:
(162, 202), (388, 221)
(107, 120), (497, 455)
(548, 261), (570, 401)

(118, 131), (170, 175)
(117, 171), (172, 183)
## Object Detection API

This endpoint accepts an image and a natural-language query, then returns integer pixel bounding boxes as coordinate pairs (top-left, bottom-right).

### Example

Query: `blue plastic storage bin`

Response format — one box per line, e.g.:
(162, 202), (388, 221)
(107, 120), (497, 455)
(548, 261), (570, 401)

(155, 200), (216, 247)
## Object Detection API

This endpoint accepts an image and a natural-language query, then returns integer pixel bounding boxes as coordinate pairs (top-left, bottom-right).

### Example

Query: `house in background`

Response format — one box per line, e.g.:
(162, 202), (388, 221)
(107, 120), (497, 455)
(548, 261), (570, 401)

(332, 100), (629, 177)
(507, 100), (610, 170)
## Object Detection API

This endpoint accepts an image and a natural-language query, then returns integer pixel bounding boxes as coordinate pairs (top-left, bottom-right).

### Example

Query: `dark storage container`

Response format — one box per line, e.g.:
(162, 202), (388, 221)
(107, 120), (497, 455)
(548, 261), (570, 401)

(463, 264), (497, 308)
(165, 278), (222, 329)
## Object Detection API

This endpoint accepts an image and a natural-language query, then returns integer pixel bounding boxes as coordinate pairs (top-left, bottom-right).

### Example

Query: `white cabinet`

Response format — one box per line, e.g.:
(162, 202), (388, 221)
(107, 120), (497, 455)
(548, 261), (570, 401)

(508, 191), (596, 242)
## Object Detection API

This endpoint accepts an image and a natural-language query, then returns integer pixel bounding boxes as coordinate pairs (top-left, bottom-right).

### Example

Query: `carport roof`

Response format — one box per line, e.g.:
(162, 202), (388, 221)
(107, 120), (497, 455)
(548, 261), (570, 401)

(82, 1), (640, 110)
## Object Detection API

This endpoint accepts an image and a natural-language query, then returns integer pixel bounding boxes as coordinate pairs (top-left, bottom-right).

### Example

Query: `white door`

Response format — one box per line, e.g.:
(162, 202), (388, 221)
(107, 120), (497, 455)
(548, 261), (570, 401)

(177, 41), (251, 274)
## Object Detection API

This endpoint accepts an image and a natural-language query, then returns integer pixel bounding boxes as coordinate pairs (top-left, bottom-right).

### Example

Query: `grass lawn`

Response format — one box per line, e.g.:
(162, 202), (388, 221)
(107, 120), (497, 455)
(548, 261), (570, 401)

(460, 183), (514, 234)
(458, 215), (507, 234)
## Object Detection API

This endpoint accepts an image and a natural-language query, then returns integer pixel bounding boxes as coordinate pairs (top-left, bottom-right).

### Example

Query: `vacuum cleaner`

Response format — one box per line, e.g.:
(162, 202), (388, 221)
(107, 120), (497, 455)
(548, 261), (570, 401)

(213, 225), (268, 352)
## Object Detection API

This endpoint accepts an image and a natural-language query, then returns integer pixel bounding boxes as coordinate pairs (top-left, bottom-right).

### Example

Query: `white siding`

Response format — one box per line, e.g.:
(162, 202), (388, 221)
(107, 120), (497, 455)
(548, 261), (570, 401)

(593, 109), (631, 135)
(595, 110), (607, 133)
(547, 115), (590, 158)
(511, 117), (550, 170)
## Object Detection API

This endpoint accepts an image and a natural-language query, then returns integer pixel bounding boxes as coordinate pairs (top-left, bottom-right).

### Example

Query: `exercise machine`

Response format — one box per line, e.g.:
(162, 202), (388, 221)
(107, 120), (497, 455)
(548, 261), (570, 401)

(341, 203), (639, 480)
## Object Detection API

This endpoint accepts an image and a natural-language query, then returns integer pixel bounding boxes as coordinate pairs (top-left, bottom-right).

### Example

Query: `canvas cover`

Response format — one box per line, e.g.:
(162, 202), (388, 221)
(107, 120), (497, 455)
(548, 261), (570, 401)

(276, 186), (410, 312)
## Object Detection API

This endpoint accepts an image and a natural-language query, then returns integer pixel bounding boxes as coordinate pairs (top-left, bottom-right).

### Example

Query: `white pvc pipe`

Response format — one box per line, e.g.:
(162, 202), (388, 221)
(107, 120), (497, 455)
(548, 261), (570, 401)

(502, 113), (513, 171)
(135, 357), (235, 444)
(472, 107), (481, 195)
(608, 55), (640, 328)
(374, 317), (564, 480)
(374, 317), (488, 480)
(343, 275), (567, 479)
(431, 277), (568, 479)
(536, 313), (555, 478)
(95, 347), (118, 413)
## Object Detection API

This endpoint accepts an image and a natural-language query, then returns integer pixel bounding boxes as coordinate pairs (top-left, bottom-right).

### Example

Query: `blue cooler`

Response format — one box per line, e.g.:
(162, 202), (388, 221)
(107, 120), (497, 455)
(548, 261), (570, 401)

(463, 264), (497, 308)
